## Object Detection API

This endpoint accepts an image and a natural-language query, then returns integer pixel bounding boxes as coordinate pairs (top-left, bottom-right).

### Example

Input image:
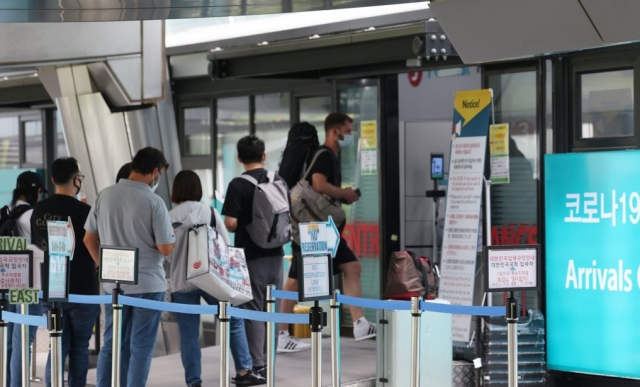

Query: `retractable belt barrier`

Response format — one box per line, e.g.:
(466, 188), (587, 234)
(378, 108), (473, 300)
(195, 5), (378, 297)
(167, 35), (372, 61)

(3, 290), (504, 387)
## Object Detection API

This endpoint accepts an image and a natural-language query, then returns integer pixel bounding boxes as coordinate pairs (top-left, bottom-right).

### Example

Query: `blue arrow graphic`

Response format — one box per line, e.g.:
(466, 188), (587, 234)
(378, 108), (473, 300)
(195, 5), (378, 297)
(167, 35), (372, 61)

(326, 216), (340, 258)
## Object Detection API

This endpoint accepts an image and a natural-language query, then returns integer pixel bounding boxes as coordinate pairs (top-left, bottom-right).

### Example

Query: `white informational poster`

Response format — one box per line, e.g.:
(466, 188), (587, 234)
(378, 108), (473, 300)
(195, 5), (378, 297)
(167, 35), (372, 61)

(47, 219), (75, 259)
(101, 248), (137, 283)
(439, 136), (487, 342)
(0, 252), (31, 290)
(48, 254), (69, 299)
(487, 248), (538, 291)
(301, 255), (331, 299)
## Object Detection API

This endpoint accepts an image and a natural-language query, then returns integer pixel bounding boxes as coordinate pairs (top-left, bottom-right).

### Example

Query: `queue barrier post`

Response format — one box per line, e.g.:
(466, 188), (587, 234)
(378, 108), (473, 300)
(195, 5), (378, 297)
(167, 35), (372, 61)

(266, 286), (276, 387)
(111, 284), (123, 387)
(0, 295), (8, 387)
(20, 303), (29, 387)
(47, 303), (63, 387)
(310, 301), (326, 387)
(330, 290), (341, 387)
(219, 301), (230, 387)
(409, 296), (422, 387)
(507, 293), (518, 387)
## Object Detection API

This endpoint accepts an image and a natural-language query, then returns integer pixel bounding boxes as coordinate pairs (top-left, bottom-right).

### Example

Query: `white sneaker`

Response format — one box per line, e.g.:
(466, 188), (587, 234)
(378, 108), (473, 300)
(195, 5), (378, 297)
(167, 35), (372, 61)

(353, 318), (377, 341)
(277, 331), (311, 353)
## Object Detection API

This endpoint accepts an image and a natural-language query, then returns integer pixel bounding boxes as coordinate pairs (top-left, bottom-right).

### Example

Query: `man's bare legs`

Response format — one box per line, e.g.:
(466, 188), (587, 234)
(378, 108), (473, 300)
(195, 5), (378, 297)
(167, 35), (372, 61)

(339, 261), (364, 321)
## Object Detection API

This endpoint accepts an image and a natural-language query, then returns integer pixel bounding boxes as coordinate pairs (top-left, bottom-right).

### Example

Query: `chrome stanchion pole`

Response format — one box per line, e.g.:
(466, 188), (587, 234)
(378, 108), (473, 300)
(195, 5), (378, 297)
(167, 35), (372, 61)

(310, 301), (324, 387)
(29, 341), (41, 382)
(507, 292), (518, 387)
(111, 284), (123, 387)
(48, 304), (63, 387)
(409, 297), (422, 387)
(0, 294), (8, 387)
(266, 286), (276, 387)
(330, 290), (341, 387)
(20, 303), (29, 387)
(219, 301), (230, 387)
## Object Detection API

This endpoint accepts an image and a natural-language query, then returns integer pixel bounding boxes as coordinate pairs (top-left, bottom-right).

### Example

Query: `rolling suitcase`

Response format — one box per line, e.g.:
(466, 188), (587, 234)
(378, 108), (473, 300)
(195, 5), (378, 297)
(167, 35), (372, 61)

(376, 299), (452, 387)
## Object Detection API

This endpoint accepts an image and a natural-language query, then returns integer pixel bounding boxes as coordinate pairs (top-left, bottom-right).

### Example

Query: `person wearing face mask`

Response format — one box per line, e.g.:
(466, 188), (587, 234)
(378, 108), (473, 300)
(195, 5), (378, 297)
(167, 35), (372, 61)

(30, 157), (99, 387)
(278, 113), (376, 349)
(84, 147), (175, 387)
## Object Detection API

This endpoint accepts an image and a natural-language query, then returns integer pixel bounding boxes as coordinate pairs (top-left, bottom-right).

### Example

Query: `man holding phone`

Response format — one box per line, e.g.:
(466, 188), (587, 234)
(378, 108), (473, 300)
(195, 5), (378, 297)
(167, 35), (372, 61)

(278, 113), (376, 354)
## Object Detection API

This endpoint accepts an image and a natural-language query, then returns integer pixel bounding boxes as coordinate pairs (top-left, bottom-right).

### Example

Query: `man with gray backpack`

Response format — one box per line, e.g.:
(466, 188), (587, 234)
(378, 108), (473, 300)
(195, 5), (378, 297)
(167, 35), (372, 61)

(223, 135), (291, 379)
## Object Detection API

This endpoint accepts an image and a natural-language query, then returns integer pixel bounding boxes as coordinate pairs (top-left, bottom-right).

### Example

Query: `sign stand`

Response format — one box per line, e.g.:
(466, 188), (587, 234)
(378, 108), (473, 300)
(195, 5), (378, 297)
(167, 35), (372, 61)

(484, 244), (540, 387)
(98, 246), (139, 387)
(0, 292), (7, 387)
(297, 216), (338, 387)
(42, 253), (71, 387)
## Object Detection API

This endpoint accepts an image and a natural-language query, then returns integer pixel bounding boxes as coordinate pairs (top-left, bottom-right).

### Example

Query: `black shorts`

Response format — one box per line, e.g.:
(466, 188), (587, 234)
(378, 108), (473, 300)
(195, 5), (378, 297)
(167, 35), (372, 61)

(287, 238), (358, 279)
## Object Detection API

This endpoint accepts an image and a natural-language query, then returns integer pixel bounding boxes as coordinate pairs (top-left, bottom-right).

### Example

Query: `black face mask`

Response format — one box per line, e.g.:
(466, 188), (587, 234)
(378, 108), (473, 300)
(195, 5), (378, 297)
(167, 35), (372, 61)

(74, 177), (82, 196)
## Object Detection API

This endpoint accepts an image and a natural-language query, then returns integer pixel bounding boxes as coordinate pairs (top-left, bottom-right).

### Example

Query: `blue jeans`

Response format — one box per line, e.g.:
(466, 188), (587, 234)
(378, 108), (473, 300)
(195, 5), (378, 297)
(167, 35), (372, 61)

(8, 302), (44, 387)
(44, 302), (100, 387)
(96, 292), (164, 387)
(173, 289), (252, 386)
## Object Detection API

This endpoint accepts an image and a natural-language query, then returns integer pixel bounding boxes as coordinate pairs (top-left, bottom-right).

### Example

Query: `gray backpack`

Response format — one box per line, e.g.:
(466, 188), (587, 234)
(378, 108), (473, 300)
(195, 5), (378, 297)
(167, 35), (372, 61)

(240, 172), (292, 249)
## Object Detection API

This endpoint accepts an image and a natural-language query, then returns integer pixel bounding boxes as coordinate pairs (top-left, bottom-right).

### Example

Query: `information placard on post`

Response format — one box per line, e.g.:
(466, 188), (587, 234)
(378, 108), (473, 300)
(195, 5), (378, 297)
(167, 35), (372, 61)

(0, 250), (33, 291)
(47, 219), (75, 259)
(43, 254), (70, 302)
(297, 254), (334, 302)
(100, 246), (139, 285)
(484, 245), (540, 292)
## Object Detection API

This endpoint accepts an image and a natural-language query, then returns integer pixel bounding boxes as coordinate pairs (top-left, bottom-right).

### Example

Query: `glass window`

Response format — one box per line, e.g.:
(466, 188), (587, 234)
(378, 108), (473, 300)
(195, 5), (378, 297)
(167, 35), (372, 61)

(193, 168), (216, 207)
(299, 96), (332, 144)
(24, 120), (43, 165)
(216, 97), (250, 195)
(0, 116), (20, 169)
(184, 107), (211, 155)
(339, 84), (380, 325)
(255, 93), (291, 173)
(487, 71), (539, 310)
(580, 69), (633, 139)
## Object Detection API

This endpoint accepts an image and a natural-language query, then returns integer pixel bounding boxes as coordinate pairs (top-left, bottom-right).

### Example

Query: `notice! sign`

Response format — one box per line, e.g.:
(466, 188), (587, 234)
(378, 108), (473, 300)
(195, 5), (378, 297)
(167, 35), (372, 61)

(100, 247), (139, 285)
(484, 245), (539, 292)
(0, 251), (32, 291)
(301, 255), (332, 301)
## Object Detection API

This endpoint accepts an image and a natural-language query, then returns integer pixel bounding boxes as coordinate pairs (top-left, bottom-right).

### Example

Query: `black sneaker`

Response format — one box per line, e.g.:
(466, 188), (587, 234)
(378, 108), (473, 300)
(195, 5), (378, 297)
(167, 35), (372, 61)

(190, 384), (202, 387)
(234, 370), (265, 386)
(253, 366), (267, 379)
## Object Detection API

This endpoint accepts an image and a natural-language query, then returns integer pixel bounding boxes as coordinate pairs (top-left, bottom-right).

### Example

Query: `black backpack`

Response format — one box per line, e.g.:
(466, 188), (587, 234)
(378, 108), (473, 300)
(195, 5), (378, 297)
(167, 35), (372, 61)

(0, 204), (32, 237)
(277, 122), (320, 190)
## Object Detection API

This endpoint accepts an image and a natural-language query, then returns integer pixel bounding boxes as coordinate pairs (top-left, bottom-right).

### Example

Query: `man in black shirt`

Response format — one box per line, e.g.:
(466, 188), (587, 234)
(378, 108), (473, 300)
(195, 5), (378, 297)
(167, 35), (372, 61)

(278, 113), (376, 352)
(223, 135), (286, 380)
(31, 157), (99, 387)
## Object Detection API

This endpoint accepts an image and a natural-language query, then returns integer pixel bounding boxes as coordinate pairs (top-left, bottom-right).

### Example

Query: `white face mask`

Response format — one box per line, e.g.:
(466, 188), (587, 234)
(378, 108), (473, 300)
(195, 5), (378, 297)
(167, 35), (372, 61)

(151, 172), (160, 192)
(338, 134), (355, 148)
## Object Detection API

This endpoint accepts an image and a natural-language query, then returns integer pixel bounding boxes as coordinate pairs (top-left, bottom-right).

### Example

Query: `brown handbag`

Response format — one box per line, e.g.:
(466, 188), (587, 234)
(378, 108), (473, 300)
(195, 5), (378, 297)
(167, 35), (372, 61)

(383, 251), (437, 300)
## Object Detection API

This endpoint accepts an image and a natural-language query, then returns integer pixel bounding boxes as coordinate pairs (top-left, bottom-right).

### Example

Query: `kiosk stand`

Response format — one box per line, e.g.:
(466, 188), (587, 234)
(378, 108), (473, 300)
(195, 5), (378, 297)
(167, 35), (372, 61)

(99, 246), (139, 387)
(42, 253), (71, 387)
(484, 245), (540, 387)
(297, 216), (338, 387)
(426, 153), (446, 267)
